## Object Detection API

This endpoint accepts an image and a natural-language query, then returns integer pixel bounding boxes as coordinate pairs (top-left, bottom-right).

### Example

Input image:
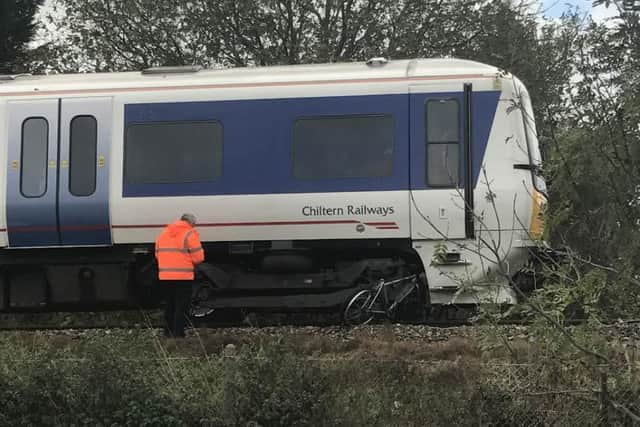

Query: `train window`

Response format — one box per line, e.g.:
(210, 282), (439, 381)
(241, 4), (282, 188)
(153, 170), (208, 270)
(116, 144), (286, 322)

(69, 115), (97, 196)
(292, 115), (394, 179)
(124, 121), (223, 184)
(20, 117), (48, 198)
(426, 100), (459, 186)
(427, 144), (458, 186)
(427, 99), (459, 142)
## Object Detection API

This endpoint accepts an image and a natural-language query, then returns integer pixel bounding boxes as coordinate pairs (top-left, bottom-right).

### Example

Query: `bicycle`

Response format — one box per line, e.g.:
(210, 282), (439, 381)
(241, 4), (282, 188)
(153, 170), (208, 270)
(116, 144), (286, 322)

(343, 274), (420, 325)
(189, 272), (217, 318)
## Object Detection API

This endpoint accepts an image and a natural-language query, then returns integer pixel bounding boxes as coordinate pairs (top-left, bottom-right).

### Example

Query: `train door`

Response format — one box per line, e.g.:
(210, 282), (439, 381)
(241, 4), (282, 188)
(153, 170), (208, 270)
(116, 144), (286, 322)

(6, 98), (112, 247)
(409, 85), (473, 240)
(6, 100), (59, 247)
(58, 98), (112, 246)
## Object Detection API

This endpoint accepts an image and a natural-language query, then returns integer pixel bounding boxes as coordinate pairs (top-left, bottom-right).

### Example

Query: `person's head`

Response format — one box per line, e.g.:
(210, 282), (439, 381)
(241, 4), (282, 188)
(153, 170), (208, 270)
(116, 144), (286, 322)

(180, 213), (197, 226)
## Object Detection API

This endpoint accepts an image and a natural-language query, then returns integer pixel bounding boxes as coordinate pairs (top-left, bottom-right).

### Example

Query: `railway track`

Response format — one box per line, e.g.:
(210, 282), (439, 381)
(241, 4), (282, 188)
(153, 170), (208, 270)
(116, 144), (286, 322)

(4, 306), (634, 332)
(2, 317), (639, 353)
(0, 308), (475, 331)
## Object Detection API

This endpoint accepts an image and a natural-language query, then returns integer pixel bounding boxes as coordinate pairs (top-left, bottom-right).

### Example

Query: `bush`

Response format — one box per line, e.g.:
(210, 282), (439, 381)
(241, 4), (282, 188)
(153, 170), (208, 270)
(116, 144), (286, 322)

(221, 340), (332, 426)
(0, 329), (633, 426)
(0, 344), (190, 426)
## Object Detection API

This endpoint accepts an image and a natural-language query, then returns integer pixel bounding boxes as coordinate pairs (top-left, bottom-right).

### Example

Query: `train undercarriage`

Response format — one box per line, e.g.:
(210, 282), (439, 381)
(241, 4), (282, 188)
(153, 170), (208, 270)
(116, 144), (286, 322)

(0, 239), (431, 322)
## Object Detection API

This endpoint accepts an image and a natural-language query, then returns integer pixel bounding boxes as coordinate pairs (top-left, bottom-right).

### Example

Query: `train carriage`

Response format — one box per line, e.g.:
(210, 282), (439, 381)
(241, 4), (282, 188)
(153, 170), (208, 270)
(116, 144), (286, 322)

(0, 57), (546, 317)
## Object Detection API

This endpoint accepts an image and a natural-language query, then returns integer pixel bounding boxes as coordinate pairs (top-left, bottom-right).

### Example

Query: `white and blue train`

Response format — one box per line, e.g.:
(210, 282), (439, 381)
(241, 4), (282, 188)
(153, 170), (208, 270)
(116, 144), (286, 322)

(0, 57), (546, 316)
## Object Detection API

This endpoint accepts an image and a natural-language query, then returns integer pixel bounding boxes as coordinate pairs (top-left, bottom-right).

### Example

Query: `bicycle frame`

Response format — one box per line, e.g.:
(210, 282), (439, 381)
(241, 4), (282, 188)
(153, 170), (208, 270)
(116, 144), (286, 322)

(363, 275), (418, 319)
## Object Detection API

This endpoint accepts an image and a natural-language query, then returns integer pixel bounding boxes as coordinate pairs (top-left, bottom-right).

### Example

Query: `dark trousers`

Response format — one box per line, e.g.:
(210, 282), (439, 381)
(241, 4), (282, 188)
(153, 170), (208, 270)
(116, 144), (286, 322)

(161, 280), (193, 338)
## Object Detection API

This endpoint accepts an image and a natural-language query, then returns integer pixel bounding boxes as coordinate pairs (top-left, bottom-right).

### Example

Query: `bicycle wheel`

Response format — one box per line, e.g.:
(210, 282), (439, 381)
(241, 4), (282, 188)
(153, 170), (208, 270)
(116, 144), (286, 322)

(343, 289), (374, 325)
(190, 276), (216, 318)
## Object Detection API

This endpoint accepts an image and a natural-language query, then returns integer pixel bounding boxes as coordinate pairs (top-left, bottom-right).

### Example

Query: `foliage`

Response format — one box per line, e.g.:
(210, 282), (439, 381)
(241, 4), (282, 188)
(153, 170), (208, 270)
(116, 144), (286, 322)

(0, 0), (43, 73)
(0, 344), (189, 426)
(0, 329), (636, 426)
(222, 340), (332, 426)
(544, 10), (640, 322)
(28, 0), (578, 100)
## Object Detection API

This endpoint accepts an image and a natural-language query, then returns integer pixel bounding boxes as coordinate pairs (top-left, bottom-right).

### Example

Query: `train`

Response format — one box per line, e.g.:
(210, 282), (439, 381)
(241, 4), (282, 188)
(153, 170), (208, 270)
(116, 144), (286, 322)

(0, 57), (547, 319)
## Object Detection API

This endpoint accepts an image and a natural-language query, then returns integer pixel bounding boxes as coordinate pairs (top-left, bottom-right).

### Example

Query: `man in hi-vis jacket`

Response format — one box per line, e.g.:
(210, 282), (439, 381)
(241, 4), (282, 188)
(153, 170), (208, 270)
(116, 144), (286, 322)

(155, 213), (204, 338)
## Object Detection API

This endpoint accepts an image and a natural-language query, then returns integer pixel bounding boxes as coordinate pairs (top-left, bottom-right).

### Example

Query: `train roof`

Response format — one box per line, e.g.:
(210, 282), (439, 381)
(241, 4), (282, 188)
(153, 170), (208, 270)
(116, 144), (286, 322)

(0, 57), (501, 96)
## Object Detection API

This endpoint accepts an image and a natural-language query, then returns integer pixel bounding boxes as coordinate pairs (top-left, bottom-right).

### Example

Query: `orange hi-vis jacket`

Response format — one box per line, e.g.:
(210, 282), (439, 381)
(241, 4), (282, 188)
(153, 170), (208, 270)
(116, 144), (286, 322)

(155, 220), (205, 280)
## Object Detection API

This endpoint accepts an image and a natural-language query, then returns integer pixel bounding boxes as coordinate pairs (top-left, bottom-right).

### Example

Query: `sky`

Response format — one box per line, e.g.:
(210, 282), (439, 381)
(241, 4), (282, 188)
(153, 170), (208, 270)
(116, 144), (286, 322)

(541, 0), (620, 21)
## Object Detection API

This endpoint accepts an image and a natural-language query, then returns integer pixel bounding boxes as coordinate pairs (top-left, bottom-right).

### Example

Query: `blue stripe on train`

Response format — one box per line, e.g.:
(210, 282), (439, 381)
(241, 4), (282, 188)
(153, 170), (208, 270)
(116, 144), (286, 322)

(123, 92), (500, 197)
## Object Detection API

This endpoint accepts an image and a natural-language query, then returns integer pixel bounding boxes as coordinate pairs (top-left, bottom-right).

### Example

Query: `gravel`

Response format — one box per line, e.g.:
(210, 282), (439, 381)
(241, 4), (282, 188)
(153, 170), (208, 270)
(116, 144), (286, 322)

(1, 312), (639, 348)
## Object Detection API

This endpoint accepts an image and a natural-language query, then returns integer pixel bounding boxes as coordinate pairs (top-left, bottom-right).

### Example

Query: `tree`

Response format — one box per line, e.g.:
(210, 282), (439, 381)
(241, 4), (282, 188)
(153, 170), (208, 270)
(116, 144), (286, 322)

(0, 0), (43, 73)
(543, 6), (640, 317)
(28, 0), (227, 72)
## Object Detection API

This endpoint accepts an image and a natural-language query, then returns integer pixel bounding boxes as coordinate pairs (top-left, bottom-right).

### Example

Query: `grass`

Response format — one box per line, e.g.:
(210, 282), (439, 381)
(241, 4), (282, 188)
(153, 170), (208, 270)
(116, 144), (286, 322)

(0, 324), (635, 426)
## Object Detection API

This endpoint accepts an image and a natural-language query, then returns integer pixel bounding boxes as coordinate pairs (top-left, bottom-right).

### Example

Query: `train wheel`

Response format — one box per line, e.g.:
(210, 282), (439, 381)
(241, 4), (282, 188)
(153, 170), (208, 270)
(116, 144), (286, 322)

(394, 273), (430, 323)
(343, 289), (374, 325)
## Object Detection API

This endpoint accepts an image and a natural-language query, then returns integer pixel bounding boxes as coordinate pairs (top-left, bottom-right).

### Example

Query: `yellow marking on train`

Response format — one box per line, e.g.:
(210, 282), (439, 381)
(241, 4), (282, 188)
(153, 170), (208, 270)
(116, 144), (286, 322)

(529, 190), (546, 240)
